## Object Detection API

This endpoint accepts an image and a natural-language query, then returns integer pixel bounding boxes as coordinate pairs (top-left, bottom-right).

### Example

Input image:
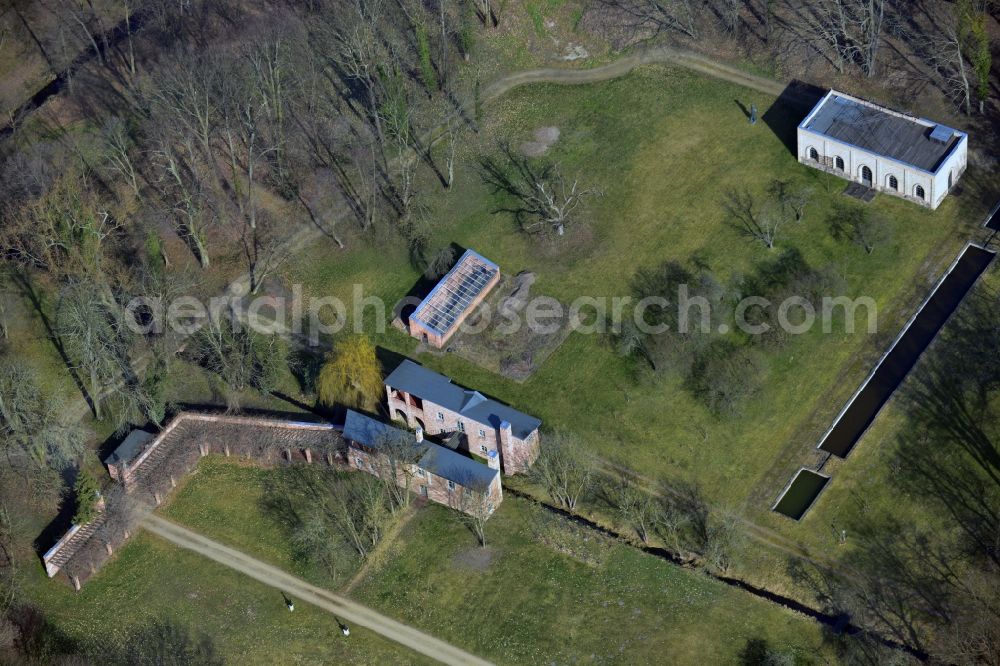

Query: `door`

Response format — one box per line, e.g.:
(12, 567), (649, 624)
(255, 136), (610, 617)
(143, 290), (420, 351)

(420, 485), (428, 498)
(860, 165), (872, 187)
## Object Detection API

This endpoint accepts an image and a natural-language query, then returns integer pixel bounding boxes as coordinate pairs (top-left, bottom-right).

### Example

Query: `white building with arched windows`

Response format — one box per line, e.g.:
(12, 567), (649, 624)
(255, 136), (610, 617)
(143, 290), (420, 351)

(797, 90), (968, 210)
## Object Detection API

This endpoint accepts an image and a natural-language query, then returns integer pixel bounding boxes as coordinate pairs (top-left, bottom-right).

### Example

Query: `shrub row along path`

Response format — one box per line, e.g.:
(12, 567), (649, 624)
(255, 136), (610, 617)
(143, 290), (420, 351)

(143, 514), (493, 666)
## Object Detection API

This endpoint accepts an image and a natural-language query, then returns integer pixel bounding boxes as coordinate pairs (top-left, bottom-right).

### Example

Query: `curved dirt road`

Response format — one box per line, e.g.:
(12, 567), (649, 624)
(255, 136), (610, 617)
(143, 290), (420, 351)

(143, 515), (492, 666)
(483, 46), (788, 100)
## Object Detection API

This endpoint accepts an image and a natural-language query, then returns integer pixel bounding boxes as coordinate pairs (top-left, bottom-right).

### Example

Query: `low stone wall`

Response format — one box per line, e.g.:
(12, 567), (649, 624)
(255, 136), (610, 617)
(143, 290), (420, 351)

(44, 411), (344, 588)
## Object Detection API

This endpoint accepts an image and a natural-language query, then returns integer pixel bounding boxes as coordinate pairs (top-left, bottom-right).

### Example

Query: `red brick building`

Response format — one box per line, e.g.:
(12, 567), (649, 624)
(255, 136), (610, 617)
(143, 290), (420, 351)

(385, 360), (541, 474)
(343, 410), (502, 516)
(408, 249), (500, 349)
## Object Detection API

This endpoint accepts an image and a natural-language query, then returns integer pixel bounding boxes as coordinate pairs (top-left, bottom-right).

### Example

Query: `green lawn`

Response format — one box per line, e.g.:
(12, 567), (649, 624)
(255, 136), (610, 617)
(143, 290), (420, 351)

(21, 458), (423, 664)
(160, 457), (364, 588)
(21, 532), (424, 665)
(353, 496), (831, 664)
(764, 266), (1000, 554)
(286, 64), (979, 511)
(19, 60), (989, 664)
(146, 459), (834, 663)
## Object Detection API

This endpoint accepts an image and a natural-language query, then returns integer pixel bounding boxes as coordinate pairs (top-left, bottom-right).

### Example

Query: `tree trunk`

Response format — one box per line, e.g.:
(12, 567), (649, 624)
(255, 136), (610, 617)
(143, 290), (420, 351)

(192, 233), (210, 268)
(91, 368), (101, 420)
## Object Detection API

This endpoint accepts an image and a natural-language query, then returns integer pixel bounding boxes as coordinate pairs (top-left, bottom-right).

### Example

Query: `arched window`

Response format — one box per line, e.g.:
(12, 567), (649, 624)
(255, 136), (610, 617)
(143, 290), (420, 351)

(948, 170), (954, 189)
(808, 147), (819, 161)
(860, 165), (872, 186)
(887, 175), (898, 191)
(835, 156), (845, 171)
(914, 185), (925, 200)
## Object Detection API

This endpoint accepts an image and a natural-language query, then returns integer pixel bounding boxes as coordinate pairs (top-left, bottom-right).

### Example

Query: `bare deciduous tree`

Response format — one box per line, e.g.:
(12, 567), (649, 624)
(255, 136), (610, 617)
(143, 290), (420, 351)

(0, 358), (85, 472)
(801, 0), (887, 77)
(368, 429), (425, 511)
(609, 0), (698, 38)
(911, 0), (990, 115)
(481, 145), (601, 237)
(720, 0), (742, 35)
(767, 179), (813, 223)
(98, 116), (140, 196)
(150, 131), (213, 267)
(722, 189), (783, 249)
(451, 482), (493, 548)
(184, 309), (286, 409)
(56, 280), (135, 422)
(329, 472), (388, 558)
(530, 431), (595, 511)
(828, 203), (890, 254)
(146, 53), (221, 161)
(604, 475), (656, 543)
(326, 0), (388, 150)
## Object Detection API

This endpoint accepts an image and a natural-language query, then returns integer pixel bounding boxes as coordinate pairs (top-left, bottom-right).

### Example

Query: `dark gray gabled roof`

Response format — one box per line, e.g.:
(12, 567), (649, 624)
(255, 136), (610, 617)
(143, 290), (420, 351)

(343, 410), (498, 491)
(104, 429), (155, 466)
(343, 410), (410, 449)
(418, 444), (497, 492)
(802, 92), (963, 173)
(384, 360), (542, 439)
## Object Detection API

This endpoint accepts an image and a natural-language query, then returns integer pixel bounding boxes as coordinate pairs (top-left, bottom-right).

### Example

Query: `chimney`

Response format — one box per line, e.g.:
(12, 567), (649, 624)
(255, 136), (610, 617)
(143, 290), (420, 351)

(498, 421), (512, 471)
(415, 427), (424, 443)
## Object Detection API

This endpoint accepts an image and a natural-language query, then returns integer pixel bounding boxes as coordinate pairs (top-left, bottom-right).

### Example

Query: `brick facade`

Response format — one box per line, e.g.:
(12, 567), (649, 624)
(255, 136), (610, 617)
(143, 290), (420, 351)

(386, 386), (540, 475)
(347, 445), (502, 516)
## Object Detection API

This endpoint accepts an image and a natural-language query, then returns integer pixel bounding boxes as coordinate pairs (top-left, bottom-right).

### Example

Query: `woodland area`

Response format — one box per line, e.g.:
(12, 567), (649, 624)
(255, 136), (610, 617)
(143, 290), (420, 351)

(1, 0), (999, 663)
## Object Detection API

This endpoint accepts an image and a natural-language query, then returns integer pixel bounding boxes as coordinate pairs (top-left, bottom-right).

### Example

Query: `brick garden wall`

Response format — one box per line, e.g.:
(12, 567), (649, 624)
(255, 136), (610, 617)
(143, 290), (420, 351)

(44, 412), (344, 589)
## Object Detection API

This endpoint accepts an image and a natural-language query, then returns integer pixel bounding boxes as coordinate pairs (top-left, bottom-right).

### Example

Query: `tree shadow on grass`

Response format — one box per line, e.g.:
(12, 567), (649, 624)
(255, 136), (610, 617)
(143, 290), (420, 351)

(9, 269), (96, 417)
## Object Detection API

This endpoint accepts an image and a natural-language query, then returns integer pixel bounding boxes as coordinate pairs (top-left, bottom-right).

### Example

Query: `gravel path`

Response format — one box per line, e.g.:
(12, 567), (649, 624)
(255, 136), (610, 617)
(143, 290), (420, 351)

(143, 514), (493, 666)
(484, 46), (789, 99)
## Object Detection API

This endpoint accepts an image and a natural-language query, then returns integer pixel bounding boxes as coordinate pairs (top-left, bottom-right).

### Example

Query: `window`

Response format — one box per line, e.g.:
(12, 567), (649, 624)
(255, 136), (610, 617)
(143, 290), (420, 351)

(887, 175), (898, 191)
(835, 156), (844, 171)
(416, 467), (425, 477)
(808, 147), (819, 161)
(457, 421), (465, 433)
(915, 184), (925, 200)
(478, 429), (486, 438)
(487, 502), (494, 513)
(480, 445), (488, 454)
(355, 457), (364, 468)
(437, 412), (444, 421)
(447, 480), (456, 491)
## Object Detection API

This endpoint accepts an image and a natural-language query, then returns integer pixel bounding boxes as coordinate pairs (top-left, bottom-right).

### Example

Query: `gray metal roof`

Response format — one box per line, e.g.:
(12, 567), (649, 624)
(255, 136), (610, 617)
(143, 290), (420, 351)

(343, 410), (409, 448)
(418, 444), (497, 492)
(104, 429), (155, 466)
(343, 410), (498, 491)
(803, 93), (961, 172)
(384, 360), (542, 439)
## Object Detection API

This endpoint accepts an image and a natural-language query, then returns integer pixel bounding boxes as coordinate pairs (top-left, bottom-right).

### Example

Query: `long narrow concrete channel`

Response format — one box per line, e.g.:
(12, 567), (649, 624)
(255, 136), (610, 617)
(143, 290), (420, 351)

(817, 242), (996, 458)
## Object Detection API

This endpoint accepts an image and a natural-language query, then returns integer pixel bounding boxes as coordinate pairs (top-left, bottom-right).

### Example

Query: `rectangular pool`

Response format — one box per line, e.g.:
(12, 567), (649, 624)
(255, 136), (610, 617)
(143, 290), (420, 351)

(772, 469), (831, 520)
(817, 243), (996, 458)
